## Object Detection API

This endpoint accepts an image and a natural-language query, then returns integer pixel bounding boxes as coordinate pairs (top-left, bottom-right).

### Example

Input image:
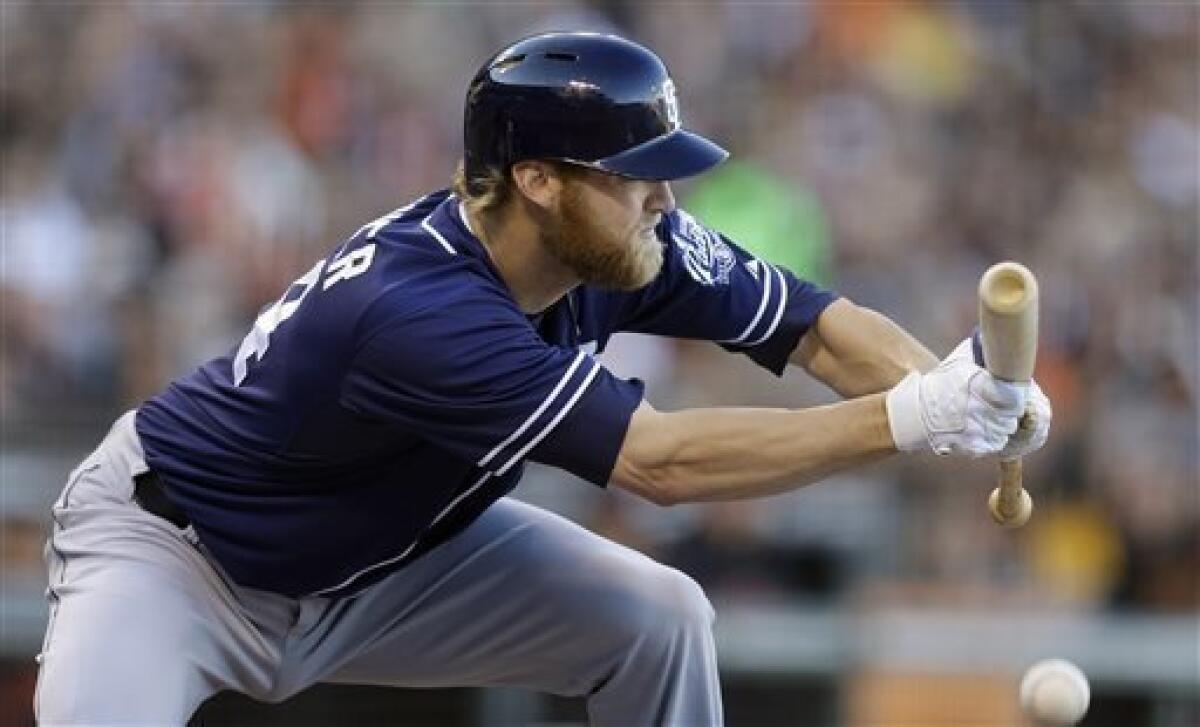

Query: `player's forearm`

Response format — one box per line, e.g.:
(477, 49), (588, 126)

(613, 395), (896, 504)
(793, 299), (939, 398)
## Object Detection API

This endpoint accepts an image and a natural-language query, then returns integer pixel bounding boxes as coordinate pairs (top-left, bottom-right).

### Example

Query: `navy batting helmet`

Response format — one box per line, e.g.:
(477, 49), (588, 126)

(463, 32), (728, 183)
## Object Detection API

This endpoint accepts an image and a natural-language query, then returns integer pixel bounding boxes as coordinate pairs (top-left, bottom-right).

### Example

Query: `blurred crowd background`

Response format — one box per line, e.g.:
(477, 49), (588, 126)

(2, 1), (1196, 725)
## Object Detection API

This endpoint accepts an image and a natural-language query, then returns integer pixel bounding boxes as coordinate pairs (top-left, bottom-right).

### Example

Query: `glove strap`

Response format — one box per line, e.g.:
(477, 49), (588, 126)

(885, 371), (928, 453)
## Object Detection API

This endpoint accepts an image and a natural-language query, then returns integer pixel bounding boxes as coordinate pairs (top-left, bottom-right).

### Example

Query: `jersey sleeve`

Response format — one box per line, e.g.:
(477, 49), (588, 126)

(617, 208), (840, 375)
(340, 285), (644, 486)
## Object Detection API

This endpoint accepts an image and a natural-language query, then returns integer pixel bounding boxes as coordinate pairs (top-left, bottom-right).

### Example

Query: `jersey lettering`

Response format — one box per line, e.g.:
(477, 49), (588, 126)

(233, 259), (324, 385)
(323, 244), (376, 290)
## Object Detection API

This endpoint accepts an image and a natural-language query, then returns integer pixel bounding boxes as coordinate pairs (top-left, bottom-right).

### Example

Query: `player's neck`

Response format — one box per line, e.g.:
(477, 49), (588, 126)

(464, 204), (578, 314)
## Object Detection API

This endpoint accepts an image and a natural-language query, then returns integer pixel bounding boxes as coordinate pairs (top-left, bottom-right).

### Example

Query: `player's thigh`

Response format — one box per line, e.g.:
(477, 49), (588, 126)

(308, 497), (712, 694)
(37, 495), (286, 723)
(37, 572), (207, 724)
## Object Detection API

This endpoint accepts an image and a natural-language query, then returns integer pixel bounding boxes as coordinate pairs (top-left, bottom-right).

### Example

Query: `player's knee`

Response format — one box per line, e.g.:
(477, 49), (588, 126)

(620, 563), (715, 640)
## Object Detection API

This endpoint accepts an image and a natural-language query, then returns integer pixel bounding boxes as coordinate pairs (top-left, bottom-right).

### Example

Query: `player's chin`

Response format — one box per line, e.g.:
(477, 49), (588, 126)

(581, 243), (662, 291)
(618, 242), (664, 290)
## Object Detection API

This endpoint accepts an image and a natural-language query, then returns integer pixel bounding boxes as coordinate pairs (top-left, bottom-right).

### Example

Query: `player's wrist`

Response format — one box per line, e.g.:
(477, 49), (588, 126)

(885, 371), (928, 453)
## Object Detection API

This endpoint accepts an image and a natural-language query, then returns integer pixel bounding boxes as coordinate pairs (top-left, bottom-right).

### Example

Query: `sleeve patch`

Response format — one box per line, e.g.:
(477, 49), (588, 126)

(671, 210), (737, 286)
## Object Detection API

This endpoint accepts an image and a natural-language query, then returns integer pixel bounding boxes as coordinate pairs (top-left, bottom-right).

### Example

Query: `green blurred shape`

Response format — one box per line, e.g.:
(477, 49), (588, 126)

(685, 160), (833, 285)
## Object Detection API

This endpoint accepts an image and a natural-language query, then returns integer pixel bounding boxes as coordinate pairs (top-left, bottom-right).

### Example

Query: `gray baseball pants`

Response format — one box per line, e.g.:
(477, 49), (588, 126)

(35, 412), (722, 725)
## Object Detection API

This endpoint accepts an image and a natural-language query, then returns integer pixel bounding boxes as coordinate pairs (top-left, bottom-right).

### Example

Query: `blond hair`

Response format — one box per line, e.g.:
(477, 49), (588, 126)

(451, 159), (590, 218)
(451, 160), (512, 217)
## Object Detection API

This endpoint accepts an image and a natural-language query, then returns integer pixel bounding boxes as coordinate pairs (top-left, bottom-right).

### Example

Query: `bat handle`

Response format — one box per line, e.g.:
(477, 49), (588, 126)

(987, 402), (1036, 528)
(988, 458), (1032, 528)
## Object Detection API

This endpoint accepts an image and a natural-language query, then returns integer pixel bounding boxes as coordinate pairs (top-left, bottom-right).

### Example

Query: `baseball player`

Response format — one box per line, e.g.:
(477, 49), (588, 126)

(35, 32), (1051, 726)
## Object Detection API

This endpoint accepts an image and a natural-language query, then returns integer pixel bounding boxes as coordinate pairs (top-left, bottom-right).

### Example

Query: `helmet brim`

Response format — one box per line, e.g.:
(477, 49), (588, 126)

(591, 129), (729, 181)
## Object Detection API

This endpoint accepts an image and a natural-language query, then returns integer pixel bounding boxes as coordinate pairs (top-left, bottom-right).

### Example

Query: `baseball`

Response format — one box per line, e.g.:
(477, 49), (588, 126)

(1019, 658), (1091, 725)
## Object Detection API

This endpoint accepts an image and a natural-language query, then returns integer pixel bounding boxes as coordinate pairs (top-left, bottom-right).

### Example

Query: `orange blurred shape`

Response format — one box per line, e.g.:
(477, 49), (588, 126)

(277, 12), (352, 158)
(1033, 347), (1084, 431)
(814, 0), (908, 60)
(848, 670), (1024, 726)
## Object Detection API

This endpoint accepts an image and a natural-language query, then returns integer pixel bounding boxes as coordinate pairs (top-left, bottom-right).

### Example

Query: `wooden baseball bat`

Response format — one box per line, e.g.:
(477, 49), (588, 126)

(978, 262), (1038, 528)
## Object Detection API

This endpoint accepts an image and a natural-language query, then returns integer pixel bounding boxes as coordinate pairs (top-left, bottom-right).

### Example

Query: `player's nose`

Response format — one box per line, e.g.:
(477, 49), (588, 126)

(646, 181), (675, 214)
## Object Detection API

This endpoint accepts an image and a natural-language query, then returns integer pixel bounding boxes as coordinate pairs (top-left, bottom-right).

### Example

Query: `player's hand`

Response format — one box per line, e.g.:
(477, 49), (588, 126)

(998, 378), (1052, 459)
(886, 337), (1026, 457)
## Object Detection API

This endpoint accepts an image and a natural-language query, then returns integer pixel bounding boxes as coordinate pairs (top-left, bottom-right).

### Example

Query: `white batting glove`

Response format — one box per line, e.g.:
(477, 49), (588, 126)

(998, 378), (1052, 459)
(886, 338), (1026, 457)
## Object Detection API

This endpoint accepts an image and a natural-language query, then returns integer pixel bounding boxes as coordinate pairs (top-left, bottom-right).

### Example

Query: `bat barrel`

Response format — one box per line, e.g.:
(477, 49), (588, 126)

(978, 262), (1039, 383)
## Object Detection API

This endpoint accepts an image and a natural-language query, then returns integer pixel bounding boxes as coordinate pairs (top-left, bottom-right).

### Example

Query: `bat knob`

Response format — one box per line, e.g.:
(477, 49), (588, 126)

(989, 486), (1033, 529)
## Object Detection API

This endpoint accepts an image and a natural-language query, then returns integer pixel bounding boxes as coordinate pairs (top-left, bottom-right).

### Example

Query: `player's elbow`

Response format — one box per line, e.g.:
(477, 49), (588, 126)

(611, 403), (685, 507)
(612, 452), (681, 506)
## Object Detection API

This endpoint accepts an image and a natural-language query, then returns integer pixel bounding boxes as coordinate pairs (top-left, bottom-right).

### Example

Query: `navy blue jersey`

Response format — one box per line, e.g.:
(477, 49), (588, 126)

(137, 190), (837, 597)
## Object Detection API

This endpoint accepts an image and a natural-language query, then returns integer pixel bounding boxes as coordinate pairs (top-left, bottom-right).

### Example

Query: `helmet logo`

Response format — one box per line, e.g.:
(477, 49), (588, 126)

(662, 79), (680, 130)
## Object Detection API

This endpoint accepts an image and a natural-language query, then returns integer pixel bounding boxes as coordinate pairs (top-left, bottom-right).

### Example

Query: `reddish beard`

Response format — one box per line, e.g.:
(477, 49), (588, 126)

(539, 182), (663, 290)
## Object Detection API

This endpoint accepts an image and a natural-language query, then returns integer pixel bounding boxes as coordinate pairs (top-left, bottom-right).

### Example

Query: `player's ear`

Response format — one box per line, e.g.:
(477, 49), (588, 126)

(510, 161), (561, 211)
